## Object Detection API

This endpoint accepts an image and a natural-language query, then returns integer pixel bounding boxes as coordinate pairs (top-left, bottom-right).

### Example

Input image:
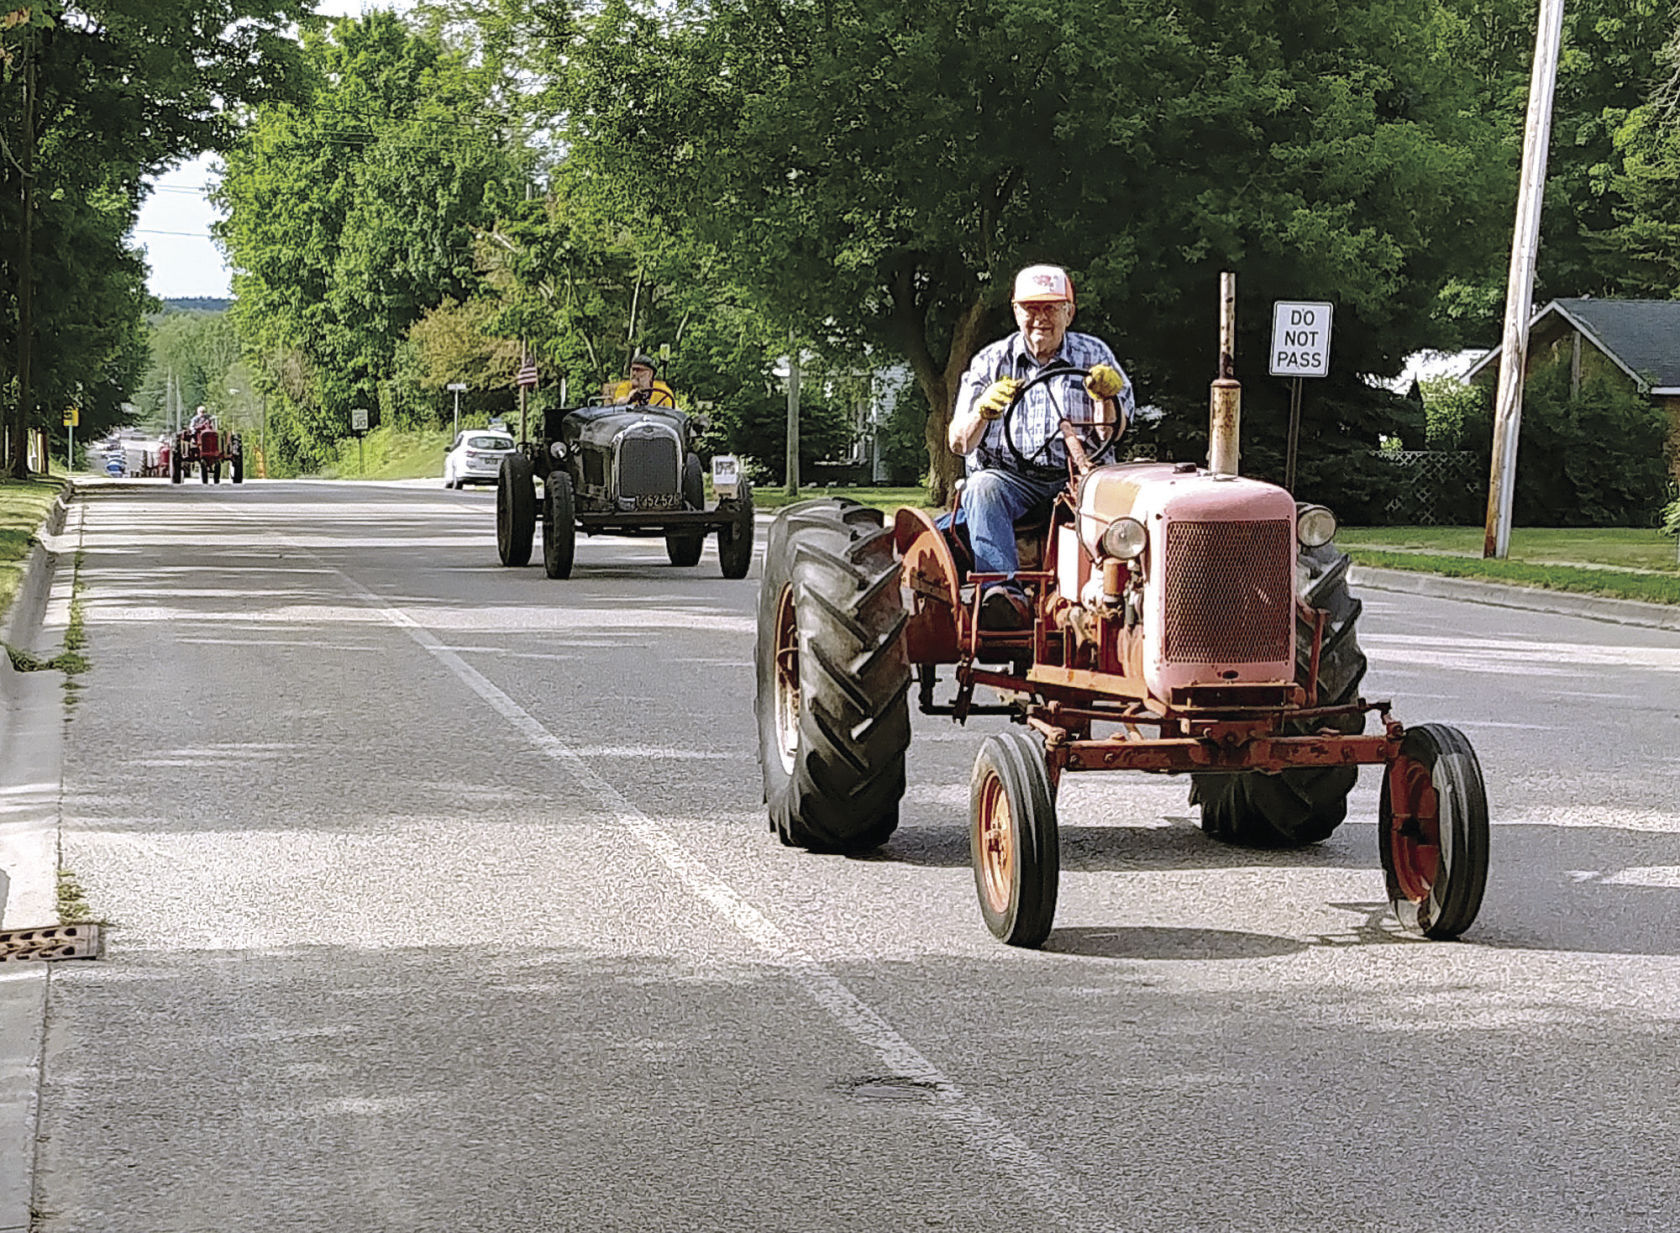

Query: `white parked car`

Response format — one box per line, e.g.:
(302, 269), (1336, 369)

(444, 429), (517, 489)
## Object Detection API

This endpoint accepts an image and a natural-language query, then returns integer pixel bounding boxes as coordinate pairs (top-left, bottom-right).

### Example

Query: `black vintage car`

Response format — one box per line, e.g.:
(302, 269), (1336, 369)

(494, 397), (754, 579)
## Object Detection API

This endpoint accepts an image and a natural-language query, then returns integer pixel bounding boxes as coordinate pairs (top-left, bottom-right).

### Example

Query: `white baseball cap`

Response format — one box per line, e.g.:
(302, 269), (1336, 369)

(1012, 264), (1074, 305)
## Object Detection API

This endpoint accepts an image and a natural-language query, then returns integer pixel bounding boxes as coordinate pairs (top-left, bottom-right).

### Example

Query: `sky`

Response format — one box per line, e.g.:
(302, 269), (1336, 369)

(133, 1), (410, 301)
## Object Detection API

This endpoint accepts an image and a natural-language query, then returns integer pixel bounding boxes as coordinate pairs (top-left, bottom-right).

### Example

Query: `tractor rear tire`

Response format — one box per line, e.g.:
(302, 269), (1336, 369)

(666, 454), (706, 567)
(231, 454), (244, 484)
(1191, 540), (1369, 847)
(755, 498), (909, 853)
(170, 452), (182, 484)
(543, 472), (576, 580)
(496, 452), (536, 567)
(718, 478), (755, 579)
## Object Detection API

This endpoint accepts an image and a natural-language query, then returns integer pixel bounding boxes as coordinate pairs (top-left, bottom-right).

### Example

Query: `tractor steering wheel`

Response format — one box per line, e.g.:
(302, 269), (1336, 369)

(999, 362), (1123, 478)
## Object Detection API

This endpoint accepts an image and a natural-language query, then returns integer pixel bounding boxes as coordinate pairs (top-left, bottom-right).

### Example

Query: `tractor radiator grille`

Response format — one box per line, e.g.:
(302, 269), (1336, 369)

(1161, 519), (1293, 665)
(617, 436), (679, 498)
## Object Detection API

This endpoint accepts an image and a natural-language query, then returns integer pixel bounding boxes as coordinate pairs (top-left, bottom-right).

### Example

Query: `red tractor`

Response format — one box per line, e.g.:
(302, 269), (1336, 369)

(170, 419), (244, 485)
(754, 278), (1488, 948)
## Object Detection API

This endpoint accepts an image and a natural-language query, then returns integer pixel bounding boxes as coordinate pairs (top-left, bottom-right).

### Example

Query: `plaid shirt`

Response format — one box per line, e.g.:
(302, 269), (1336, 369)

(955, 330), (1135, 474)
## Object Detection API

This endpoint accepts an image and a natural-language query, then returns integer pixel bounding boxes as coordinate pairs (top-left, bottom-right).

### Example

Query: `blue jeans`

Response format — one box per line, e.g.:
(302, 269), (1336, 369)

(961, 468), (1064, 582)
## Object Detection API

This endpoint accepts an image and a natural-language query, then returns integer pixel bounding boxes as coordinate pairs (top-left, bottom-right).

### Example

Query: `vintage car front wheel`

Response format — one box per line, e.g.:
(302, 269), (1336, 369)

(666, 454), (705, 567)
(496, 452), (535, 567)
(543, 471), (576, 579)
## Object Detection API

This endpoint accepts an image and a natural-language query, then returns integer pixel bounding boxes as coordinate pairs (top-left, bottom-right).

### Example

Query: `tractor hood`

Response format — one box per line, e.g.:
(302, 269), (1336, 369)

(1074, 462), (1300, 701)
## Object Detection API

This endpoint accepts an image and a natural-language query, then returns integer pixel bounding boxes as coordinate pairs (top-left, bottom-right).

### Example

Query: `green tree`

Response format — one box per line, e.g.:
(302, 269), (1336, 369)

(2, 0), (311, 474)
(560, 0), (1505, 498)
(215, 13), (520, 469)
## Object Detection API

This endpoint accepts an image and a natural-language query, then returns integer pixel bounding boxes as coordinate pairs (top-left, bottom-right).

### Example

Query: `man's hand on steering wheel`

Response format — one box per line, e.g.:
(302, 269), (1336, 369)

(999, 362), (1123, 478)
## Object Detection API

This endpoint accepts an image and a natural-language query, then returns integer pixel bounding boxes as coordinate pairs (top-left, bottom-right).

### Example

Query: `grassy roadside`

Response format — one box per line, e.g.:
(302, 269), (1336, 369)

(1340, 526), (1679, 606)
(0, 477), (68, 626)
(322, 424), (458, 481)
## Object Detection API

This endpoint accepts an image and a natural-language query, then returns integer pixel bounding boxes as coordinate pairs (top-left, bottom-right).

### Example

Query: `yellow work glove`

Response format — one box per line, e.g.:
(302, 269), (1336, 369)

(975, 377), (1021, 421)
(1084, 364), (1125, 400)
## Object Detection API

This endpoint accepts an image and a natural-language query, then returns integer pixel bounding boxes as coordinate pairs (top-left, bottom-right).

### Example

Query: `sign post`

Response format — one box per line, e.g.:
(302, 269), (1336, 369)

(63, 405), (78, 470)
(1267, 301), (1334, 492)
(351, 406), (369, 474)
(447, 382), (467, 439)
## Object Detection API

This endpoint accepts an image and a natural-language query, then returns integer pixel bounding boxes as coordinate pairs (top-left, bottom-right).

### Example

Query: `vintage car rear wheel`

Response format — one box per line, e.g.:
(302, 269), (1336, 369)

(666, 455), (706, 567)
(1380, 723), (1489, 939)
(754, 498), (908, 852)
(1191, 540), (1368, 847)
(717, 478), (755, 580)
(496, 452), (535, 567)
(543, 472), (576, 579)
(970, 732), (1059, 948)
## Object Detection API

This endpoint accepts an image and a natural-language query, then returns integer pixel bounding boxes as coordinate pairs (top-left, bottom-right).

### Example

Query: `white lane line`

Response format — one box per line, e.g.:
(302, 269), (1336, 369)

(259, 525), (1117, 1233)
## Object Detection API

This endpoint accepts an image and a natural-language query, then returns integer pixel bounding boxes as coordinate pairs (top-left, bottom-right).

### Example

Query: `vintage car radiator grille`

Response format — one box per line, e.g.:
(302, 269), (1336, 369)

(1161, 519), (1293, 665)
(618, 435), (679, 498)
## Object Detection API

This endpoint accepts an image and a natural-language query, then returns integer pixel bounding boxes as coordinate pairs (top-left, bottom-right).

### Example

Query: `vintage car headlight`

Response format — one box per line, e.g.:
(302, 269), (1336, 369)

(1297, 504), (1337, 547)
(1099, 516), (1148, 560)
(549, 442), (566, 460)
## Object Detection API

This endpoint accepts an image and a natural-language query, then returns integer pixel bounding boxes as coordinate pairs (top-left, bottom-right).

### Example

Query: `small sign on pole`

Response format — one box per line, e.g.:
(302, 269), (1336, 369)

(1268, 302), (1334, 492)
(1268, 302), (1333, 378)
(350, 406), (370, 433)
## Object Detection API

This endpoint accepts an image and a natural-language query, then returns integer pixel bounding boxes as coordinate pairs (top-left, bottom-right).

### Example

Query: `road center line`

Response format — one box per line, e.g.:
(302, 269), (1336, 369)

(273, 526), (1117, 1233)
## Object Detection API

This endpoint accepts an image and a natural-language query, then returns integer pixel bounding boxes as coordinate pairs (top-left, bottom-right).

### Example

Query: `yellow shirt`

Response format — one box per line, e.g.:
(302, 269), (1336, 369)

(605, 380), (676, 407)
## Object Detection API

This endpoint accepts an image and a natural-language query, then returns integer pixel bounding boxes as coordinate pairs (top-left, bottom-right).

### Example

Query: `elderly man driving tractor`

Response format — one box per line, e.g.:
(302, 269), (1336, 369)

(947, 264), (1135, 629)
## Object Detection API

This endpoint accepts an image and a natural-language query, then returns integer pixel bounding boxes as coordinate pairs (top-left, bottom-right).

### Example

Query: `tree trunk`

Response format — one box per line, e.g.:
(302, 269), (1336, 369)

(888, 263), (994, 506)
(9, 53), (36, 479)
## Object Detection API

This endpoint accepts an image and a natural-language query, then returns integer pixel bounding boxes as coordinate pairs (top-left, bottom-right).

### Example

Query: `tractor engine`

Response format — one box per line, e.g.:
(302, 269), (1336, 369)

(1054, 462), (1300, 706)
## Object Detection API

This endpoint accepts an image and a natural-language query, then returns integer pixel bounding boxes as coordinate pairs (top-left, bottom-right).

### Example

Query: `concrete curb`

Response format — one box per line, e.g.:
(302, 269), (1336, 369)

(1351, 563), (1680, 632)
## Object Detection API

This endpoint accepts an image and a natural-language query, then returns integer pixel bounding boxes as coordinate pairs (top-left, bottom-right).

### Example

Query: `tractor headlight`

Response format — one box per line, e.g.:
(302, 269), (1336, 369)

(1099, 516), (1148, 560)
(1297, 505), (1337, 547)
(549, 442), (566, 460)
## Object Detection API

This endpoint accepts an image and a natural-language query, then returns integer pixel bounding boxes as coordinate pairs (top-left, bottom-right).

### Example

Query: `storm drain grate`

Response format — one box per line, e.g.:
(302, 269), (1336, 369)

(0, 922), (103, 963)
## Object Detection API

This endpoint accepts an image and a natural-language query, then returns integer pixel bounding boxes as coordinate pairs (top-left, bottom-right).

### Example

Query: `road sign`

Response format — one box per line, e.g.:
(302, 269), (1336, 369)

(446, 382), (468, 392)
(516, 363), (539, 388)
(62, 406), (79, 427)
(1268, 302), (1334, 378)
(350, 406), (369, 432)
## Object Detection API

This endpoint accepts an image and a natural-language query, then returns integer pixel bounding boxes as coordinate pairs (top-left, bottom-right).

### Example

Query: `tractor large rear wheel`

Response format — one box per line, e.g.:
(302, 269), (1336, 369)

(755, 499), (910, 853)
(1191, 540), (1368, 847)
(496, 453), (536, 567)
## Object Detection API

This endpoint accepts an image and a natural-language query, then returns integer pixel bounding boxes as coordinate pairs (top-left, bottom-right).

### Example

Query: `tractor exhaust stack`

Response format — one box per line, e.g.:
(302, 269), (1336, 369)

(1209, 271), (1240, 476)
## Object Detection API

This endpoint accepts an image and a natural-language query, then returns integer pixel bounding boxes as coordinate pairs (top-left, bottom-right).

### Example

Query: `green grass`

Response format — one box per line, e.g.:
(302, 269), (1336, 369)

(1339, 526), (1680, 573)
(321, 424), (458, 481)
(0, 476), (68, 626)
(751, 484), (935, 512)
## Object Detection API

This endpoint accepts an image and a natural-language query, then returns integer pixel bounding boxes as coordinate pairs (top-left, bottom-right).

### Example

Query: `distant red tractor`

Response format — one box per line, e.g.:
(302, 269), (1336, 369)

(754, 276), (1489, 948)
(170, 420), (244, 485)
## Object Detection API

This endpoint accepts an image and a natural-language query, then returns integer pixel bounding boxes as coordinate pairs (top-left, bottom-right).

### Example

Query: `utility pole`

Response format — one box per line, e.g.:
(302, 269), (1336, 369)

(448, 383), (467, 439)
(1484, 0), (1566, 559)
(785, 339), (801, 498)
(11, 47), (37, 478)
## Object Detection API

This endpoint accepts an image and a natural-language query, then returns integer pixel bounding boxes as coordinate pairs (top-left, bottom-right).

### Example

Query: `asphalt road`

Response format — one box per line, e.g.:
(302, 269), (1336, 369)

(26, 478), (1680, 1232)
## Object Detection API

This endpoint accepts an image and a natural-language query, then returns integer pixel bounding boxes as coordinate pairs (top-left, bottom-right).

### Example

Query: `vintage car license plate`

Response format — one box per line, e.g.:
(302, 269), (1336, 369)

(635, 494), (682, 511)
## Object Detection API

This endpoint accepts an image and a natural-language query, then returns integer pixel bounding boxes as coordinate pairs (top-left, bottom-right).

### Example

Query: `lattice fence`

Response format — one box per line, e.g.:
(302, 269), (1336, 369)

(1372, 451), (1485, 525)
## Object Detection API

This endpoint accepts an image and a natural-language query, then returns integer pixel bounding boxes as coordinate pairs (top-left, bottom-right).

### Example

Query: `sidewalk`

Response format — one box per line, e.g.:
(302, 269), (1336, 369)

(0, 486), (76, 1233)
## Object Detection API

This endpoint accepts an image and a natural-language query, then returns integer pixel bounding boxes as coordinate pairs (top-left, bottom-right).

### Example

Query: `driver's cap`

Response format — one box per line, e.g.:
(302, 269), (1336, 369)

(1012, 264), (1074, 305)
(629, 352), (657, 371)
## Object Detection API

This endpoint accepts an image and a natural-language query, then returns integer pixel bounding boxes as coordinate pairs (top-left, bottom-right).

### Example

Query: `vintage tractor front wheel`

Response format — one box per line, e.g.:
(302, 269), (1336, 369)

(1192, 539), (1368, 847)
(718, 479), (756, 580)
(970, 733), (1059, 948)
(1380, 723), (1489, 939)
(543, 472), (576, 580)
(496, 453), (535, 567)
(666, 455), (705, 567)
(754, 498), (908, 852)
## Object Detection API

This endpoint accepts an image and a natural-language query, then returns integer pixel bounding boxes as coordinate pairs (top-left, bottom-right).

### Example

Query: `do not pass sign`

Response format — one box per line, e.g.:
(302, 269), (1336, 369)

(1269, 301), (1333, 378)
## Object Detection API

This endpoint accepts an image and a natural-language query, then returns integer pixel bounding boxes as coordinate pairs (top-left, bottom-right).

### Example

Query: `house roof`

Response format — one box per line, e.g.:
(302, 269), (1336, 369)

(1464, 298), (1680, 392)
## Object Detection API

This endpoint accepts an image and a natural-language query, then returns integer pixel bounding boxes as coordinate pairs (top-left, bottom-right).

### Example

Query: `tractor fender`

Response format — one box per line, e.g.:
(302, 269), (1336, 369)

(893, 507), (963, 664)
